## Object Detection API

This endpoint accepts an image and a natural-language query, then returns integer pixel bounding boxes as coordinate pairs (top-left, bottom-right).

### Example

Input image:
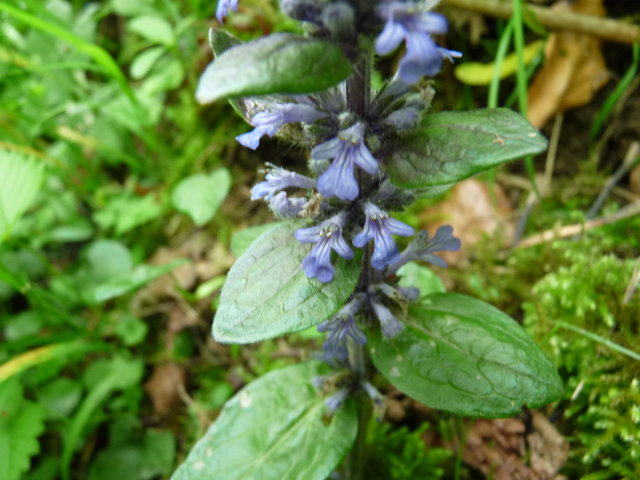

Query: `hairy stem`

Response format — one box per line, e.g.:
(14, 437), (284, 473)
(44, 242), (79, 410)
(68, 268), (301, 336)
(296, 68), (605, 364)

(345, 55), (373, 480)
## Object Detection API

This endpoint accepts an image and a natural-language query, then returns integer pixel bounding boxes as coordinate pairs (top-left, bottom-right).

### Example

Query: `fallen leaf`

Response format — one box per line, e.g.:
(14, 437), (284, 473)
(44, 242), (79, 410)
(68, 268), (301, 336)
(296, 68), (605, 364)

(420, 178), (514, 265)
(145, 363), (187, 417)
(527, 0), (610, 128)
(527, 412), (569, 478)
(459, 415), (568, 480)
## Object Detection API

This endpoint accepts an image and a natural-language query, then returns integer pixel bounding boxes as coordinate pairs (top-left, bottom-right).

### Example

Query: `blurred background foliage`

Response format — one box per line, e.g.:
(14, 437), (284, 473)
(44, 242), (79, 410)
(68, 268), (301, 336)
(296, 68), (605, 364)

(0, 0), (638, 479)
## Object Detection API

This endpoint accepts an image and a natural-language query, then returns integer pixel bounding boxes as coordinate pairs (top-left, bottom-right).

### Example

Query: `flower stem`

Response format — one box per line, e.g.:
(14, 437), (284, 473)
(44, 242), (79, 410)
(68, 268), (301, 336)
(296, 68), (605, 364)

(345, 55), (373, 480)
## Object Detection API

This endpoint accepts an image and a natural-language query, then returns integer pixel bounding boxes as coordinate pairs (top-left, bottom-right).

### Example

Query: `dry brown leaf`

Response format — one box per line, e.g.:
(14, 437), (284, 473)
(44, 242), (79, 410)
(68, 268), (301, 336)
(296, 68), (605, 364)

(527, 412), (570, 478)
(460, 416), (568, 480)
(145, 362), (187, 417)
(420, 178), (514, 265)
(527, 0), (610, 128)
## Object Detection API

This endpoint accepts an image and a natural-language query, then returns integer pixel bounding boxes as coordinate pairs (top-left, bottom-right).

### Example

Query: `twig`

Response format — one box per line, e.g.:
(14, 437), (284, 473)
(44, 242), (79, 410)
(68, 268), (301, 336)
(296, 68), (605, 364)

(623, 259), (640, 304)
(441, 0), (640, 44)
(587, 141), (640, 219)
(542, 113), (563, 193)
(510, 114), (562, 246)
(516, 201), (640, 248)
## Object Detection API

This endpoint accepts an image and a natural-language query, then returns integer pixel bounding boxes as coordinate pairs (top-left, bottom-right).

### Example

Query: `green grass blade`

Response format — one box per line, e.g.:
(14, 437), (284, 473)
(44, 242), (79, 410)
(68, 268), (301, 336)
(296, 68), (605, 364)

(557, 321), (640, 362)
(488, 20), (515, 109)
(512, 0), (540, 199)
(487, 20), (515, 204)
(0, 2), (137, 105)
(589, 44), (639, 141)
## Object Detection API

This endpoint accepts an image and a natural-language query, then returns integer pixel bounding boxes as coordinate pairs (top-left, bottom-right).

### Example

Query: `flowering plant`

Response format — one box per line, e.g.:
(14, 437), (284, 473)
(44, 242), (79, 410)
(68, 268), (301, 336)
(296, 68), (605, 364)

(173, 1), (563, 478)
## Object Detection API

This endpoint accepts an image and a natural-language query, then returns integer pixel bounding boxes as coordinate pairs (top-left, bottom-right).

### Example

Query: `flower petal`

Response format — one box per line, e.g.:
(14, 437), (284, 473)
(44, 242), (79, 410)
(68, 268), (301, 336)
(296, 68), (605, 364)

(375, 19), (405, 55)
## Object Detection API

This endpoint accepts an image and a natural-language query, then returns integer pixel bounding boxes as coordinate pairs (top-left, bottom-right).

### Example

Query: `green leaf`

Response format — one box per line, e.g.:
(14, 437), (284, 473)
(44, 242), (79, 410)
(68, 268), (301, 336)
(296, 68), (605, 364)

(397, 262), (445, 296)
(369, 293), (563, 417)
(114, 315), (148, 346)
(93, 192), (163, 236)
(171, 169), (231, 226)
(130, 46), (166, 79)
(171, 362), (357, 480)
(129, 16), (175, 46)
(0, 379), (46, 480)
(86, 240), (133, 283)
(0, 150), (45, 240)
(196, 34), (351, 104)
(37, 378), (83, 420)
(63, 356), (144, 480)
(93, 259), (187, 302)
(230, 223), (280, 257)
(213, 221), (360, 343)
(386, 109), (548, 189)
(208, 28), (240, 57)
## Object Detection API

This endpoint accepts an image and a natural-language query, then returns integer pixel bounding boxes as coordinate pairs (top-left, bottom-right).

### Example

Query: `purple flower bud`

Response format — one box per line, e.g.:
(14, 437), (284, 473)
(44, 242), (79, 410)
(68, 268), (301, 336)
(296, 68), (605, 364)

(371, 301), (404, 338)
(251, 164), (316, 201)
(318, 294), (367, 362)
(216, 0), (239, 22)
(375, 1), (461, 84)
(383, 106), (420, 130)
(353, 203), (414, 270)
(280, 0), (323, 24)
(312, 123), (379, 201)
(269, 192), (307, 218)
(295, 213), (354, 283)
(237, 103), (328, 150)
(325, 388), (349, 411)
(398, 286), (420, 301)
(322, 2), (355, 36)
(362, 381), (386, 421)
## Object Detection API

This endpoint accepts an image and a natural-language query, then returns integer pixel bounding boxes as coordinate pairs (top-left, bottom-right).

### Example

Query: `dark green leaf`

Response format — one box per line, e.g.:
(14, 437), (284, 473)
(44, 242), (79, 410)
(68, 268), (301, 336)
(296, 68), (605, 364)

(196, 34), (351, 104)
(208, 28), (240, 57)
(171, 362), (357, 480)
(213, 221), (360, 343)
(370, 293), (563, 417)
(0, 379), (46, 480)
(386, 109), (547, 189)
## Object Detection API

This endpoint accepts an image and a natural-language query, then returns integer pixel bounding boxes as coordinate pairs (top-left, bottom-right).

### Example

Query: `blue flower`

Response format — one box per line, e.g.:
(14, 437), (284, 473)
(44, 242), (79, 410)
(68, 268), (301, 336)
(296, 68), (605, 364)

(318, 294), (367, 362)
(295, 213), (354, 283)
(375, 1), (461, 84)
(371, 301), (404, 337)
(250, 164), (316, 201)
(389, 225), (462, 272)
(312, 123), (379, 201)
(216, 0), (239, 22)
(237, 103), (327, 150)
(415, 225), (461, 267)
(353, 202), (414, 269)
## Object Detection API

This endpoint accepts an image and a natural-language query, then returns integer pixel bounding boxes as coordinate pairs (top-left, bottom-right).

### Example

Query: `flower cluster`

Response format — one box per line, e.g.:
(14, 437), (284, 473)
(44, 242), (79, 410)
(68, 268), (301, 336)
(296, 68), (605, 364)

(226, 0), (462, 360)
